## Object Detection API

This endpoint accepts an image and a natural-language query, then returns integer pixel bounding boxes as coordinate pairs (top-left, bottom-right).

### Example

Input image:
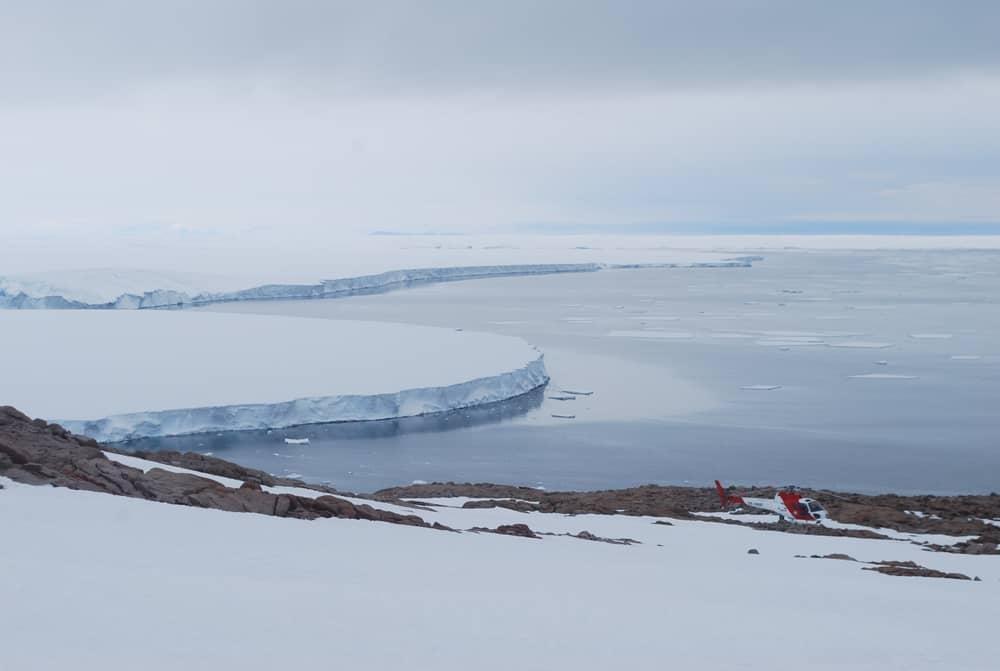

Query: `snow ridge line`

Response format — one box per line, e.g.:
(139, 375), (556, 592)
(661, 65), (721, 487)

(57, 354), (550, 442)
(0, 259), (757, 310)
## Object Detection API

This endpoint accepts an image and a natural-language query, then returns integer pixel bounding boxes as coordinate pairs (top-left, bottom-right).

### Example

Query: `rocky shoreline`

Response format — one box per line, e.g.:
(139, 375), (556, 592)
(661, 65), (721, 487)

(0, 406), (434, 528)
(2, 404), (998, 555)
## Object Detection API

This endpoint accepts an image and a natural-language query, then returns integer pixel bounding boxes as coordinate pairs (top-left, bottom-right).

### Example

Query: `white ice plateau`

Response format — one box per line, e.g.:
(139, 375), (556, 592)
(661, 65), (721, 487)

(0, 311), (548, 441)
(0, 258), (758, 310)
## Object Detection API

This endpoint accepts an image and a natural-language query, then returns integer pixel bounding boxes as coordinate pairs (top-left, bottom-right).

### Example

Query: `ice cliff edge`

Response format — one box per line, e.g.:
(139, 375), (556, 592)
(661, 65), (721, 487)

(59, 354), (550, 442)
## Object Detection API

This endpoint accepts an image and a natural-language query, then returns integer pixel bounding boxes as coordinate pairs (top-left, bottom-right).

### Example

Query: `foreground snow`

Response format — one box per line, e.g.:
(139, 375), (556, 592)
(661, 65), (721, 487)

(1, 474), (996, 670)
(0, 312), (547, 441)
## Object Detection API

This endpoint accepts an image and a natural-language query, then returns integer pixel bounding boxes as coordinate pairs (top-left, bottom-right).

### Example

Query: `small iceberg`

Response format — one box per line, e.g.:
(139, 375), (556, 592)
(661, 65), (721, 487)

(284, 438), (310, 445)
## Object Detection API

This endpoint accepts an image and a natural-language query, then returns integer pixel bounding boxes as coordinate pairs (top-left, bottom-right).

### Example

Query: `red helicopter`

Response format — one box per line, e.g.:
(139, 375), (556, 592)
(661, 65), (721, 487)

(715, 480), (828, 523)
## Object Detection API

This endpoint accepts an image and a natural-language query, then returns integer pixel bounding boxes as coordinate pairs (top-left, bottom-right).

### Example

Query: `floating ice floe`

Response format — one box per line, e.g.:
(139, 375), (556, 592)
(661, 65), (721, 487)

(740, 385), (782, 391)
(848, 374), (919, 380)
(755, 339), (824, 347)
(950, 355), (982, 360)
(827, 341), (894, 349)
(762, 330), (864, 338)
(874, 360), (889, 366)
(548, 395), (576, 401)
(910, 333), (954, 339)
(627, 316), (680, 321)
(560, 389), (594, 396)
(551, 414), (576, 419)
(284, 438), (310, 445)
(608, 330), (694, 339)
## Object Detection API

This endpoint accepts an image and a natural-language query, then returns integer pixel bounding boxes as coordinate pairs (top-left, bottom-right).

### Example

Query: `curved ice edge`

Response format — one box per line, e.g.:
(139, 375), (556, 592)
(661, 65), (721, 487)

(0, 259), (759, 309)
(58, 355), (550, 443)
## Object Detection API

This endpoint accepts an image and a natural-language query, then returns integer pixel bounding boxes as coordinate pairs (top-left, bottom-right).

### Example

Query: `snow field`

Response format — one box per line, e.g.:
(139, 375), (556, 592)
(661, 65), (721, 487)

(2, 472), (998, 670)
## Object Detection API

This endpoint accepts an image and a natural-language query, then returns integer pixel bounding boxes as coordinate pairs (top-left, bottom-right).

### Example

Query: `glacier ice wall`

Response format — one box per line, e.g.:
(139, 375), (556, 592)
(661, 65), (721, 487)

(58, 355), (550, 442)
(0, 260), (759, 310)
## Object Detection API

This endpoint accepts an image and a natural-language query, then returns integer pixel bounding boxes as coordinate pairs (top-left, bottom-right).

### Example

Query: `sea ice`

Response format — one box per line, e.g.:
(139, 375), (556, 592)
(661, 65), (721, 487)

(608, 330), (694, 339)
(627, 315), (680, 321)
(827, 341), (894, 349)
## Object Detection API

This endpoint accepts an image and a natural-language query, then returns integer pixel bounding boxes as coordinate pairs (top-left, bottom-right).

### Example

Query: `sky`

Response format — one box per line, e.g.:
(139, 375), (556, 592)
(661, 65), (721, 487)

(2, 0), (1000, 245)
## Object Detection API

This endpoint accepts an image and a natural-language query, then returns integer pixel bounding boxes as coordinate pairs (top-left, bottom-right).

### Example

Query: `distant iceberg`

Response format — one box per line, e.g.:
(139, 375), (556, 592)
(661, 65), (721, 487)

(0, 259), (759, 310)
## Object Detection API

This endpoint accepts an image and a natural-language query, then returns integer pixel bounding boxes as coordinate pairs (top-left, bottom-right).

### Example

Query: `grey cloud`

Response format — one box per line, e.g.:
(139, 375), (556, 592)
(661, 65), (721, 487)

(2, 1), (1000, 100)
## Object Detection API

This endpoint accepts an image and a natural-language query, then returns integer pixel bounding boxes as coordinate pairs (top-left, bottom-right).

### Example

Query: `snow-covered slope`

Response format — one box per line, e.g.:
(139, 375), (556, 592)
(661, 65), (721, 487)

(0, 311), (548, 441)
(1, 473), (996, 670)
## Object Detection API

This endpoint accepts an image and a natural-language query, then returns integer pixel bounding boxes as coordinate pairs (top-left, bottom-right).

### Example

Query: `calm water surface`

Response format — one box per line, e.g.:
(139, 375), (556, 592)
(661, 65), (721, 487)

(130, 250), (1000, 495)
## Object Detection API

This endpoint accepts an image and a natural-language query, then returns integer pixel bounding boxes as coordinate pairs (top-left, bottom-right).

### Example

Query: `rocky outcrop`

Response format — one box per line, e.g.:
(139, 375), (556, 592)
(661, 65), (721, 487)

(471, 523), (539, 539)
(0, 406), (431, 528)
(375, 481), (1000, 553)
(863, 561), (973, 581)
(377, 482), (718, 518)
(105, 447), (335, 492)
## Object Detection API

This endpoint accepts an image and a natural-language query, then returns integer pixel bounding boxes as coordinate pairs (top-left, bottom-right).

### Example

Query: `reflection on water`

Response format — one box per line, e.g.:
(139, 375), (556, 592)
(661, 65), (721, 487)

(125, 385), (546, 452)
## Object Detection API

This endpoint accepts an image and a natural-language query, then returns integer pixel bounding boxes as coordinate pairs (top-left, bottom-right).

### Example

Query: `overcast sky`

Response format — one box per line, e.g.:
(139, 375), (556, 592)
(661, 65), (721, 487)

(3, 0), (1000, 242)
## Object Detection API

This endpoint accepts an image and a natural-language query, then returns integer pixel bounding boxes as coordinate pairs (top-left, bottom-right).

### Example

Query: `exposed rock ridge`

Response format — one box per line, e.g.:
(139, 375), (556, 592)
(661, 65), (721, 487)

(0, 406), (436, 528)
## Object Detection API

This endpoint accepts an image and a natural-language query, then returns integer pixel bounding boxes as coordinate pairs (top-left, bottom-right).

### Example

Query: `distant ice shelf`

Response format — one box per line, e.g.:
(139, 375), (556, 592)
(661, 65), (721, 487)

(0, 259), (759, 310)
(0, 311), (549, 442)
